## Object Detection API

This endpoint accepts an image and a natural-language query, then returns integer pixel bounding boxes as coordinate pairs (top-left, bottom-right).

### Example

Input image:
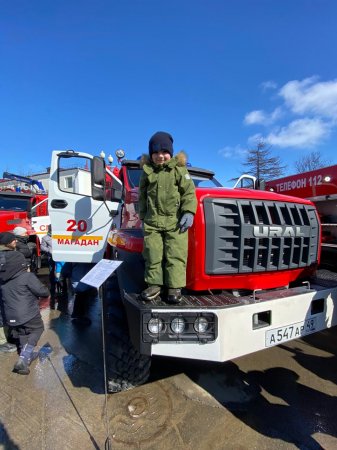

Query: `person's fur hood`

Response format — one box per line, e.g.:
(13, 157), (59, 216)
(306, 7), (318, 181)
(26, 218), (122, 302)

(0, 245), (12, 252)
(140, 151), (188, 168)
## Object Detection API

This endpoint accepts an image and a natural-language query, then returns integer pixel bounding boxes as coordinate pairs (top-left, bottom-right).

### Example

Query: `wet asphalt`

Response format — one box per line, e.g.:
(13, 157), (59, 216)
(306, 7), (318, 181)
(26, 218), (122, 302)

(0, 268), (337, 450)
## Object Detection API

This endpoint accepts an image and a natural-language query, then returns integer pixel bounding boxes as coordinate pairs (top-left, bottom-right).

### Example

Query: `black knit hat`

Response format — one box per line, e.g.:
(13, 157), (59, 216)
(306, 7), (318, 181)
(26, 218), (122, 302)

(0, 232), (16, 246)
(148, 131), (174, 158)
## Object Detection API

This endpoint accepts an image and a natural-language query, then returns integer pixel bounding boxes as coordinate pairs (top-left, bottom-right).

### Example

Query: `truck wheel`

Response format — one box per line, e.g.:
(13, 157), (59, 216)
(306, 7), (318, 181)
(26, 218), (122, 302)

(103, 275), (151, 393)
(27, 242), (39, 273)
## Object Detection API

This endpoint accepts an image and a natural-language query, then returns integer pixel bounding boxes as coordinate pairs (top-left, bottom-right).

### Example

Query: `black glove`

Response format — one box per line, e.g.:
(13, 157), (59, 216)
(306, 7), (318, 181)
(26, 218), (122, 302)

(179, 213), (194, 233)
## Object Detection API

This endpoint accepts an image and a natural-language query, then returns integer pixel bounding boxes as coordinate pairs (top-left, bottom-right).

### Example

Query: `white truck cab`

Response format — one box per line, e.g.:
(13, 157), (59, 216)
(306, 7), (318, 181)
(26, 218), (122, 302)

(48, 150), (122, 263)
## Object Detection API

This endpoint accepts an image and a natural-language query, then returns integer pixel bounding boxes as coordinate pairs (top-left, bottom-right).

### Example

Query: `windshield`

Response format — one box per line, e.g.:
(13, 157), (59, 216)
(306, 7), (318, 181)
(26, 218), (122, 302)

(191, 175), (222, 188)
(0, 195), (30, 211)
(127, 168), (142, 188)
(126, 167), (222, 188)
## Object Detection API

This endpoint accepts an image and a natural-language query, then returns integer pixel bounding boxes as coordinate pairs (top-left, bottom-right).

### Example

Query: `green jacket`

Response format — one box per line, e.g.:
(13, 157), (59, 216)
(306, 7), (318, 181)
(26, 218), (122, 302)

(139, 152), (197, 230)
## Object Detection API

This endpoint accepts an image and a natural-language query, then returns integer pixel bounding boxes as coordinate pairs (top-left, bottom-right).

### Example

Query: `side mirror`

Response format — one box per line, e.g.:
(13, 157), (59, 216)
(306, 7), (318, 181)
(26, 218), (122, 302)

(257, 179), (266, 190)
(233, 174), (257, 189)
(92, 157), (105, 200)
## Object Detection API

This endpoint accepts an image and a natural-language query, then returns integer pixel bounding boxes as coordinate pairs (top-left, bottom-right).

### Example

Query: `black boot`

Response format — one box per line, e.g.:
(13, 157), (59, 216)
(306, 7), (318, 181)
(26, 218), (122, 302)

(166, 288), (182, 304)
(13, 358), (30, 375)
(13, 344), (35, 375)
(71, 292), (92, 326)
(0, 327), (17, 353)
(140, 285), (161, 301)
(50, 296), (56, 310)
(0, 342), (17, 353)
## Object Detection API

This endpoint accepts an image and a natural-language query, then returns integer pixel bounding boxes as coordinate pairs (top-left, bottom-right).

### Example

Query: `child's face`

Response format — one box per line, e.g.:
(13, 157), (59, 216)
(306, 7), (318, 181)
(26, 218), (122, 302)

(7, 239), (17, 250)
(151, 151), (171, 165)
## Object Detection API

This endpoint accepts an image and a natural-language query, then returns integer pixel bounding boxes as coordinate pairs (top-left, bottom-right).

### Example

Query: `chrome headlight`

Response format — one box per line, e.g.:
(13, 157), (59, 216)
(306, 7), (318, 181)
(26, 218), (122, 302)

(194, 317), (209, 333)
(148, 318), (164, 334)
(170, 317), (186, 334)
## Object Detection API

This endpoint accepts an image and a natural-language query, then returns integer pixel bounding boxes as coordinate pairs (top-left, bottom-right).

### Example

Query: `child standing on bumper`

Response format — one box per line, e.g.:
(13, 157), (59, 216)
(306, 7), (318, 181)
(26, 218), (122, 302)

(139, 131), (197, 304)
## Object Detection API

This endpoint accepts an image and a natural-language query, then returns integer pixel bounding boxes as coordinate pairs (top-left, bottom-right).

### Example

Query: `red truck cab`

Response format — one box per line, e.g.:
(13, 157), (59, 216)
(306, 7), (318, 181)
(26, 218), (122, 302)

(266, 164), (337, 270)
(0, 190), (46, 270)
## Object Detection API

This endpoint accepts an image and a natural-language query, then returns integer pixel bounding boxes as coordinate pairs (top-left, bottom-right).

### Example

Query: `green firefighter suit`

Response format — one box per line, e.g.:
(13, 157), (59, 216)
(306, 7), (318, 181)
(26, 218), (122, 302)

(139, 152), (197, 288)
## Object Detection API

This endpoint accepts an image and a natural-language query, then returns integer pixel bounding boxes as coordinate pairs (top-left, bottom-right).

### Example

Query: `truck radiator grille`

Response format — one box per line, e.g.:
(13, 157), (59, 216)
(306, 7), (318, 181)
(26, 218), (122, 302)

(204, 199), (319, 274)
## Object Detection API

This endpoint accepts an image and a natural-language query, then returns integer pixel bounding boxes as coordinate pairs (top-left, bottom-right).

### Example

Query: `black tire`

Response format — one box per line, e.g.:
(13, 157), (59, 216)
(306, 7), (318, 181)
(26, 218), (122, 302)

(103, 275), (151, 393)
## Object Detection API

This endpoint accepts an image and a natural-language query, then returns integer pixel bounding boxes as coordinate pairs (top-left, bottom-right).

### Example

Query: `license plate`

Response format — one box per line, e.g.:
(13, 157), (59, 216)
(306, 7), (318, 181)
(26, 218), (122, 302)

(265, 317), (317, 347)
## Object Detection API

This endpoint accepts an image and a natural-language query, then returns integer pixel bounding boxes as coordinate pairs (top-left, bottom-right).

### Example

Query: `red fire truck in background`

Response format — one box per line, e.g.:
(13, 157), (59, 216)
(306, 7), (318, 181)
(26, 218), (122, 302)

(266, 164), (337, 270)
(0, 172), (49, 271)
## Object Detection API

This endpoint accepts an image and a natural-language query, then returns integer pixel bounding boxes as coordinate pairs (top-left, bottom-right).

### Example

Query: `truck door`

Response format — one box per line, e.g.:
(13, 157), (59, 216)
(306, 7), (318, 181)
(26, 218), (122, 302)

(31, 197), (50, 239)
(48, 150), (122, 263)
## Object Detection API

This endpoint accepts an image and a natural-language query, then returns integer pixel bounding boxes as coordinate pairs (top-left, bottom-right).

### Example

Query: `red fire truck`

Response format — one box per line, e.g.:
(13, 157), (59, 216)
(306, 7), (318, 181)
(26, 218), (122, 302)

(266, 164), (337, 270)
(0, 173), (49, 271)
(48, 150), (337, 392)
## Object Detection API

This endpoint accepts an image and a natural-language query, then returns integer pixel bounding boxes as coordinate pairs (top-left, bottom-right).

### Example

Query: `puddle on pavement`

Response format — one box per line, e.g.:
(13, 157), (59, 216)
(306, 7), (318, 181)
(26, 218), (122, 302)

(108, 382), (173, 446)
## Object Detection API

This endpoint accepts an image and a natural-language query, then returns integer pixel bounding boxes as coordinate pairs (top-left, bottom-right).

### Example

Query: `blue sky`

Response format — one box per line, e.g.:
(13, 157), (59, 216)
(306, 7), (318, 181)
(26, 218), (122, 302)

(1, 0), (337, 186)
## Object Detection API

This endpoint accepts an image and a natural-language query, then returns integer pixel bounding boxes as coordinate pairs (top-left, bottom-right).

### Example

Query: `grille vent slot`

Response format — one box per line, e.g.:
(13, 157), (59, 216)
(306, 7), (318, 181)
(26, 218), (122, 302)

(204, 199), (319, 275)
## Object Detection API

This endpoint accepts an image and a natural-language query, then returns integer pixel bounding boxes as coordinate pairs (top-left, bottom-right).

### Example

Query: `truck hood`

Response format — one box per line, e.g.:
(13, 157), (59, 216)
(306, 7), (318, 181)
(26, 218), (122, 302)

(195, 187), (314, 206)
(0, 212), (34, 233)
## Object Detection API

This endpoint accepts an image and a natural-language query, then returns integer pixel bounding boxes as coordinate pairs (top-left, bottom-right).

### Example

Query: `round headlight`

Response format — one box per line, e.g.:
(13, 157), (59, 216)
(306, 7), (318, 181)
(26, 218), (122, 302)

(171, 317), (186, 334)
(148, 318), (164, 334)
(115, 148), (125, 159)
(194, 317), (209, 333)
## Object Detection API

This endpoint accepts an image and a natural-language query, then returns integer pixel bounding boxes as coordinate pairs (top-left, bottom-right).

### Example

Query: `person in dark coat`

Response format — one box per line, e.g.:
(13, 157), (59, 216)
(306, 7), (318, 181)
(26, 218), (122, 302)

(0, 296), (16, 353)
(0, 242), (50, 375)
(13, 227), (32, 268)
(0, 232), (22, 353)
(41, 225), (52, 256)
(41, 224), (57, 300)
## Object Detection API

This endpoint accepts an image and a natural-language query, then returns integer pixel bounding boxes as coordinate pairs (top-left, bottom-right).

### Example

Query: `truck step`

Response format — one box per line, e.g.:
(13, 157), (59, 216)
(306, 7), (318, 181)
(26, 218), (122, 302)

(125, 291), (244, 309)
